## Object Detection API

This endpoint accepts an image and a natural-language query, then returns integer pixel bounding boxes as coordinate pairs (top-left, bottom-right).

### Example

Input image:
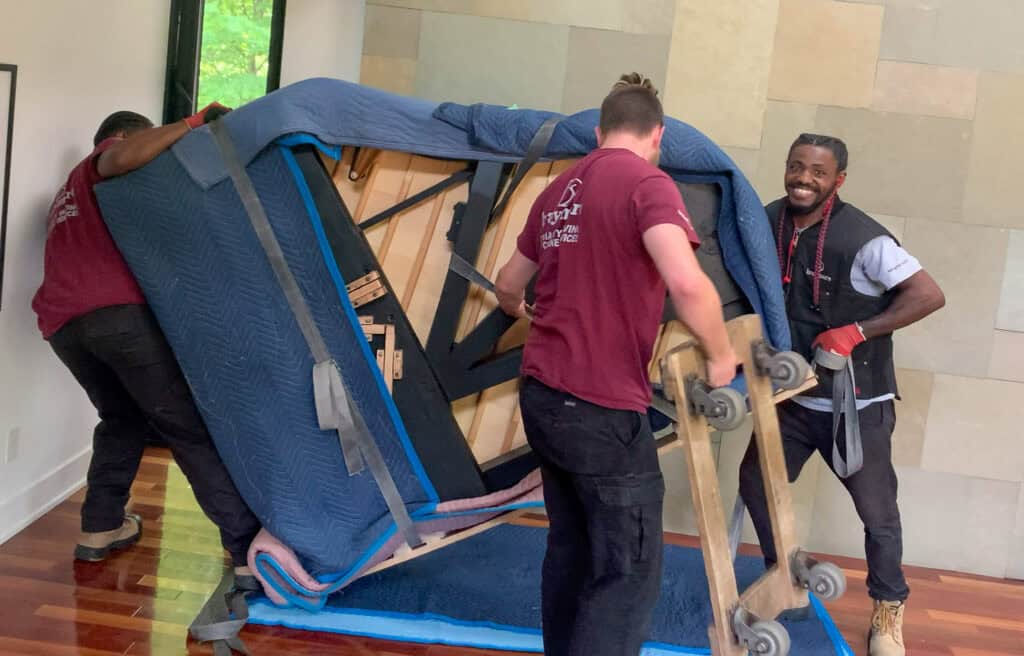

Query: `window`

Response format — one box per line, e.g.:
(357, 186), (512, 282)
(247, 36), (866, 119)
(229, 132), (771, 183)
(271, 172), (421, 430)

(164, 0), (286, 124)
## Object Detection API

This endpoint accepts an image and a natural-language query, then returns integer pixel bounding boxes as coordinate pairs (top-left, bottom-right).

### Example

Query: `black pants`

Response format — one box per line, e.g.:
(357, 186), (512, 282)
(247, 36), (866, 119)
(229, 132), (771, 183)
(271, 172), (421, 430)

(519, 378), (664, 656)
(738, 400), (909, 602)
(49, 304), (260, 566)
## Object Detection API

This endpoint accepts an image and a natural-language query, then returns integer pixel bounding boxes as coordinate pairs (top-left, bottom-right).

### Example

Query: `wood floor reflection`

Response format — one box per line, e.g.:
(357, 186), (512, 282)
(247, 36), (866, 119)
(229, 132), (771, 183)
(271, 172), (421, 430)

(1, 448), (1022, 655)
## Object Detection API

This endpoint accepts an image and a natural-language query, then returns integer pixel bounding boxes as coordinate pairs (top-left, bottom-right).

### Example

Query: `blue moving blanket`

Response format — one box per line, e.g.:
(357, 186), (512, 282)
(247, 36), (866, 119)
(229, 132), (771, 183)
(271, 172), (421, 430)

(94, 78), (789, 600)
(171, 78), (789, 349)
(248, 524), (852, 655)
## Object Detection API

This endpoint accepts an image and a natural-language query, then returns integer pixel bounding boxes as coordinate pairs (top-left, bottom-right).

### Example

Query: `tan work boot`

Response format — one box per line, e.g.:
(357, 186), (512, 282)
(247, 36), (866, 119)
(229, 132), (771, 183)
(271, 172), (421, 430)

(74, 514), (143, 561)
(868, 599), (905, 656)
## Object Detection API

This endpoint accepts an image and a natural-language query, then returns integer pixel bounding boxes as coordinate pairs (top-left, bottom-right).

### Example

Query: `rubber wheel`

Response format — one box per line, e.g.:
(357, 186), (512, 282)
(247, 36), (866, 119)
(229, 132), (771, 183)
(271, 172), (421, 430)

(769, 351), (810, 390)
(808, 561), (847, 601)
(707, 387), (746, 432)
(749, 619), (791, 656)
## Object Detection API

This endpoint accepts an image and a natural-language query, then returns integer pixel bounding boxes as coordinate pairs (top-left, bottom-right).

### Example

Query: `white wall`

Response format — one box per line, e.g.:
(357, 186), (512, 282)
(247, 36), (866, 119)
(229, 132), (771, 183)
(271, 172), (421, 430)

(0, 0), (170, 543)
(280, 0), (365, 86)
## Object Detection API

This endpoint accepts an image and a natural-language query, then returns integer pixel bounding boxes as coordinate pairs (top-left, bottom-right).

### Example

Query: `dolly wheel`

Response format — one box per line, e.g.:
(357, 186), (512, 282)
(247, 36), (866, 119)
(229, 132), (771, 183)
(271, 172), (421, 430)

(707, 387), (745, 431)
(808, 561), (847, 601)
(748, 620), (791, 656)
(768, 351), (810, 390)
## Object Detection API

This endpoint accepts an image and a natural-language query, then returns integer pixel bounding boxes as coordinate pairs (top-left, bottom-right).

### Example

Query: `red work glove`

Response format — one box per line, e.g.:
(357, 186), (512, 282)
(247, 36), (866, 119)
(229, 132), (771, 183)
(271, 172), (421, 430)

(812, 323), (865, 357)
(184, 102), (231, 129)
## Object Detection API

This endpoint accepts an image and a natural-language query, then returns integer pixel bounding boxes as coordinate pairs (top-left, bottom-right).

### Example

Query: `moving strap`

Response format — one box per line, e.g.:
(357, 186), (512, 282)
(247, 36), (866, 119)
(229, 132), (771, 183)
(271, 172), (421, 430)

(211, 121), (423, 551)
(813, 349), (863, 478)
(188, 571), (260, 655)
(490, 116), (561, 220)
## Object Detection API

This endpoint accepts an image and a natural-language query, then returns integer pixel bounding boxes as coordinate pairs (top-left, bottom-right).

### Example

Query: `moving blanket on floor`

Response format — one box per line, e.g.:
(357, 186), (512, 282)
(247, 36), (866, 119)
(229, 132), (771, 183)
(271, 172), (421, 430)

(247, 524), (853, 656)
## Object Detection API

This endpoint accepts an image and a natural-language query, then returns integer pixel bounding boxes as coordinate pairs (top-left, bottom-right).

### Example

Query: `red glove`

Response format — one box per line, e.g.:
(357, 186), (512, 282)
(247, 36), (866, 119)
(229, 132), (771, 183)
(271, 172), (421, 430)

(812, 323), (865, 357)
(184, 102), (231, 129)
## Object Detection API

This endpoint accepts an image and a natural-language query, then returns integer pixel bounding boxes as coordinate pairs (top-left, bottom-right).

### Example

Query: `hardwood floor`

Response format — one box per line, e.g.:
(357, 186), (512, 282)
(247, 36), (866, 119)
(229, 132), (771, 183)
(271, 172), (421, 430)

(1, 448), (1022, 655)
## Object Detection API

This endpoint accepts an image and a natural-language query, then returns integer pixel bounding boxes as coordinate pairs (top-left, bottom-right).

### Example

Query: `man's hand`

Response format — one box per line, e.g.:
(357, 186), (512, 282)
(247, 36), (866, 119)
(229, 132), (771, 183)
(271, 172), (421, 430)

(812, 323), (865, 357)
(184, 102), (232, 129)
(495, 250), (539, 319)
(706, 350), (739, 388)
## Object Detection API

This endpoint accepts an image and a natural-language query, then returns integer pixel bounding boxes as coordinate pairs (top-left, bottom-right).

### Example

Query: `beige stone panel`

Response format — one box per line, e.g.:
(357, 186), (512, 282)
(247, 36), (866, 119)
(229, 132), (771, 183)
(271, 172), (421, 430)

(871, 214), (906, 243)
(872, 61), (978, 120)
(622, 0), (677, 35)
(921, 374), (1024, 483)
(876, 3), (941, 64)
(896, 219), (1007, 378)
(359, 56), (417, 96)
(363, 4), (421, 58)
(369, 0), (623, 31)
(752, 101), (818, 202)
(1009, 484), (1024, 579)
(891, 368), (932, 468)
(807, 465), (1018, 578)
(416, 12), (569, 111)
(964, 73), (1024, 229)
(996, 231), (1024, 332)
(768, 0), (883, 107)
(560, 28), (671, 115)
(931, 1), (1024, 74)
(663, 0), (780, 149)
(814, 108), (971, 220)
(722, 147), (761, 193)
(989, 331), (1024, 384)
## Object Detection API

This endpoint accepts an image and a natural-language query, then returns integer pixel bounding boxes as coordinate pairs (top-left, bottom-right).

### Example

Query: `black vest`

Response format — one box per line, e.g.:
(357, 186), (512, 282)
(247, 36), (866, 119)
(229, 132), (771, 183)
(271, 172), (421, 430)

(767, 197), (899, 400)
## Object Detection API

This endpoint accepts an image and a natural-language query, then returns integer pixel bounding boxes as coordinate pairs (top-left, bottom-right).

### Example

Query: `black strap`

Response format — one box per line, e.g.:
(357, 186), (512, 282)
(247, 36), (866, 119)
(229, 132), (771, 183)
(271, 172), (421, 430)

(210, 122), (423, 550)
(490, 116), (561, 220)
(360, 169), (473, 230)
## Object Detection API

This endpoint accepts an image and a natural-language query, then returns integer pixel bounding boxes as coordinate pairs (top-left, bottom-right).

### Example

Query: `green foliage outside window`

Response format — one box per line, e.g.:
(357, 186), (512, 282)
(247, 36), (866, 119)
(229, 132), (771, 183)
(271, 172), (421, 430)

(197, 0), (274, 109)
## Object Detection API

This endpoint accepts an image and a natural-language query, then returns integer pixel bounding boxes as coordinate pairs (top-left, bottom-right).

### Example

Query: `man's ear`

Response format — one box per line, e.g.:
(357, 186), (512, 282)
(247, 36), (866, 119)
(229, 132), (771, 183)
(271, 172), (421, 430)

(836, 170), (848, 188)
(594, 126), (604, 146)
(651, 125), (665, 149)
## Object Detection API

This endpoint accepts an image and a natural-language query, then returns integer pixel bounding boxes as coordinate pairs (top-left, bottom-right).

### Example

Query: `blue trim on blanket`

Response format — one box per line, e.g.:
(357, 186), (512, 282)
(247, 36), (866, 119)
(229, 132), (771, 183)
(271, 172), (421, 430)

(278, 142), (440, 507)
(811, 594), (855, 656)
(246, 600), (713, 655)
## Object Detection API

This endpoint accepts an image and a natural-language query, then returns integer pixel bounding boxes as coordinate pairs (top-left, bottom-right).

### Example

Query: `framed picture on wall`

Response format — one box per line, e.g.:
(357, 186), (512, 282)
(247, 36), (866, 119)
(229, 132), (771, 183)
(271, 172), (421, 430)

(0, 64), (16, 312)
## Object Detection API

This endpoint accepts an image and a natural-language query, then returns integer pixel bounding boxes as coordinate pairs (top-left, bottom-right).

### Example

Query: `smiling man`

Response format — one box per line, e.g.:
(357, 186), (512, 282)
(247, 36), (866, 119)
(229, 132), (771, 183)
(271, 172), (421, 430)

(738, 134), (945, 656)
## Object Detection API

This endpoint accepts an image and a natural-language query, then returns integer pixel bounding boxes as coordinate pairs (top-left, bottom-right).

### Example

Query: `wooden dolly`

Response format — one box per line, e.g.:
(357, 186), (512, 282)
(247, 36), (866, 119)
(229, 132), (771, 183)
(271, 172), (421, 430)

(660, 314), (847, 656)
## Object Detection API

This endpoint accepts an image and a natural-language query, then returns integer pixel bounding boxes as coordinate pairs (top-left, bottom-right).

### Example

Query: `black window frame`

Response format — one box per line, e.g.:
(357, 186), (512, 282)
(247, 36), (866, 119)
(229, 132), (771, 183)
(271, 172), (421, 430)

(0, 63), (16, 312)
(163, 0), (287, 124)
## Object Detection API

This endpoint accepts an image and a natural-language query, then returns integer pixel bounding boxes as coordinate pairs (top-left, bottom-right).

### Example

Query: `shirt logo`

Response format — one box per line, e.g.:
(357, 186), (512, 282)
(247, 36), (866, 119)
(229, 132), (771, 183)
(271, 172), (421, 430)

(557, 178), (582, 208)
(541, 178), (583, 250)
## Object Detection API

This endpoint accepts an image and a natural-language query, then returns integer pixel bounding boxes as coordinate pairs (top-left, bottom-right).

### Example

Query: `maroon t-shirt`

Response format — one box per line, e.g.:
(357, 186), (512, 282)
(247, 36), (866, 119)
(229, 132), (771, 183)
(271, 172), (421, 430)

(517, 148), (700, 411)
(32, 138), (146, 338)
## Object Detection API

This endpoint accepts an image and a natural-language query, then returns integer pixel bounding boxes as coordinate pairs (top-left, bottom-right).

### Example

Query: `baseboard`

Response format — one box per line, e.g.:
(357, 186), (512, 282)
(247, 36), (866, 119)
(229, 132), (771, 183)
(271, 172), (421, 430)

(0, 448), (91, 545)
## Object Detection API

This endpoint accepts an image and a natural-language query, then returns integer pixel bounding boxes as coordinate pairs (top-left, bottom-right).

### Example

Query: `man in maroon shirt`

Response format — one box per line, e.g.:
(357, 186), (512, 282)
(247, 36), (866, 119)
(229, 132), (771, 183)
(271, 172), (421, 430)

(32, 106), (260, 576)
(495, 74), (738, 656)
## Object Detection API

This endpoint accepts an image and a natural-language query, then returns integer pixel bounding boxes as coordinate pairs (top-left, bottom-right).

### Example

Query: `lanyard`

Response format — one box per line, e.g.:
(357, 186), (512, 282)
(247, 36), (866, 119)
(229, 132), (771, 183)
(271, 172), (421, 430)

(782, 227), (803, 285)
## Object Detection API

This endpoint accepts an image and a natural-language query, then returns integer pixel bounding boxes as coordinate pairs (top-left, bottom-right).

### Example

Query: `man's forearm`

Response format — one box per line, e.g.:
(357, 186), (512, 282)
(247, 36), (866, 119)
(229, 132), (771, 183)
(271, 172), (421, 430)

(859, 272), (945, 339)
(670, 276), (732, 362)
(97, 121), (191, 178)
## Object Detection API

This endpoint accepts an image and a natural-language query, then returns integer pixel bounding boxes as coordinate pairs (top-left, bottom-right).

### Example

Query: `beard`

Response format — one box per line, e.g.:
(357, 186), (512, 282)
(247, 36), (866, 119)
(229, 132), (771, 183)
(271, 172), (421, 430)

(786, 181), (838, 216)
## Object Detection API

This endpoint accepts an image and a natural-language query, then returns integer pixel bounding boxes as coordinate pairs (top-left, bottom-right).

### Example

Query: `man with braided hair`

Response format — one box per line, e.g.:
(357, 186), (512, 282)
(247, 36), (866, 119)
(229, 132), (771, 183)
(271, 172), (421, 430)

(738, 134), (945, 655)
(495, 73), (737, 655)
